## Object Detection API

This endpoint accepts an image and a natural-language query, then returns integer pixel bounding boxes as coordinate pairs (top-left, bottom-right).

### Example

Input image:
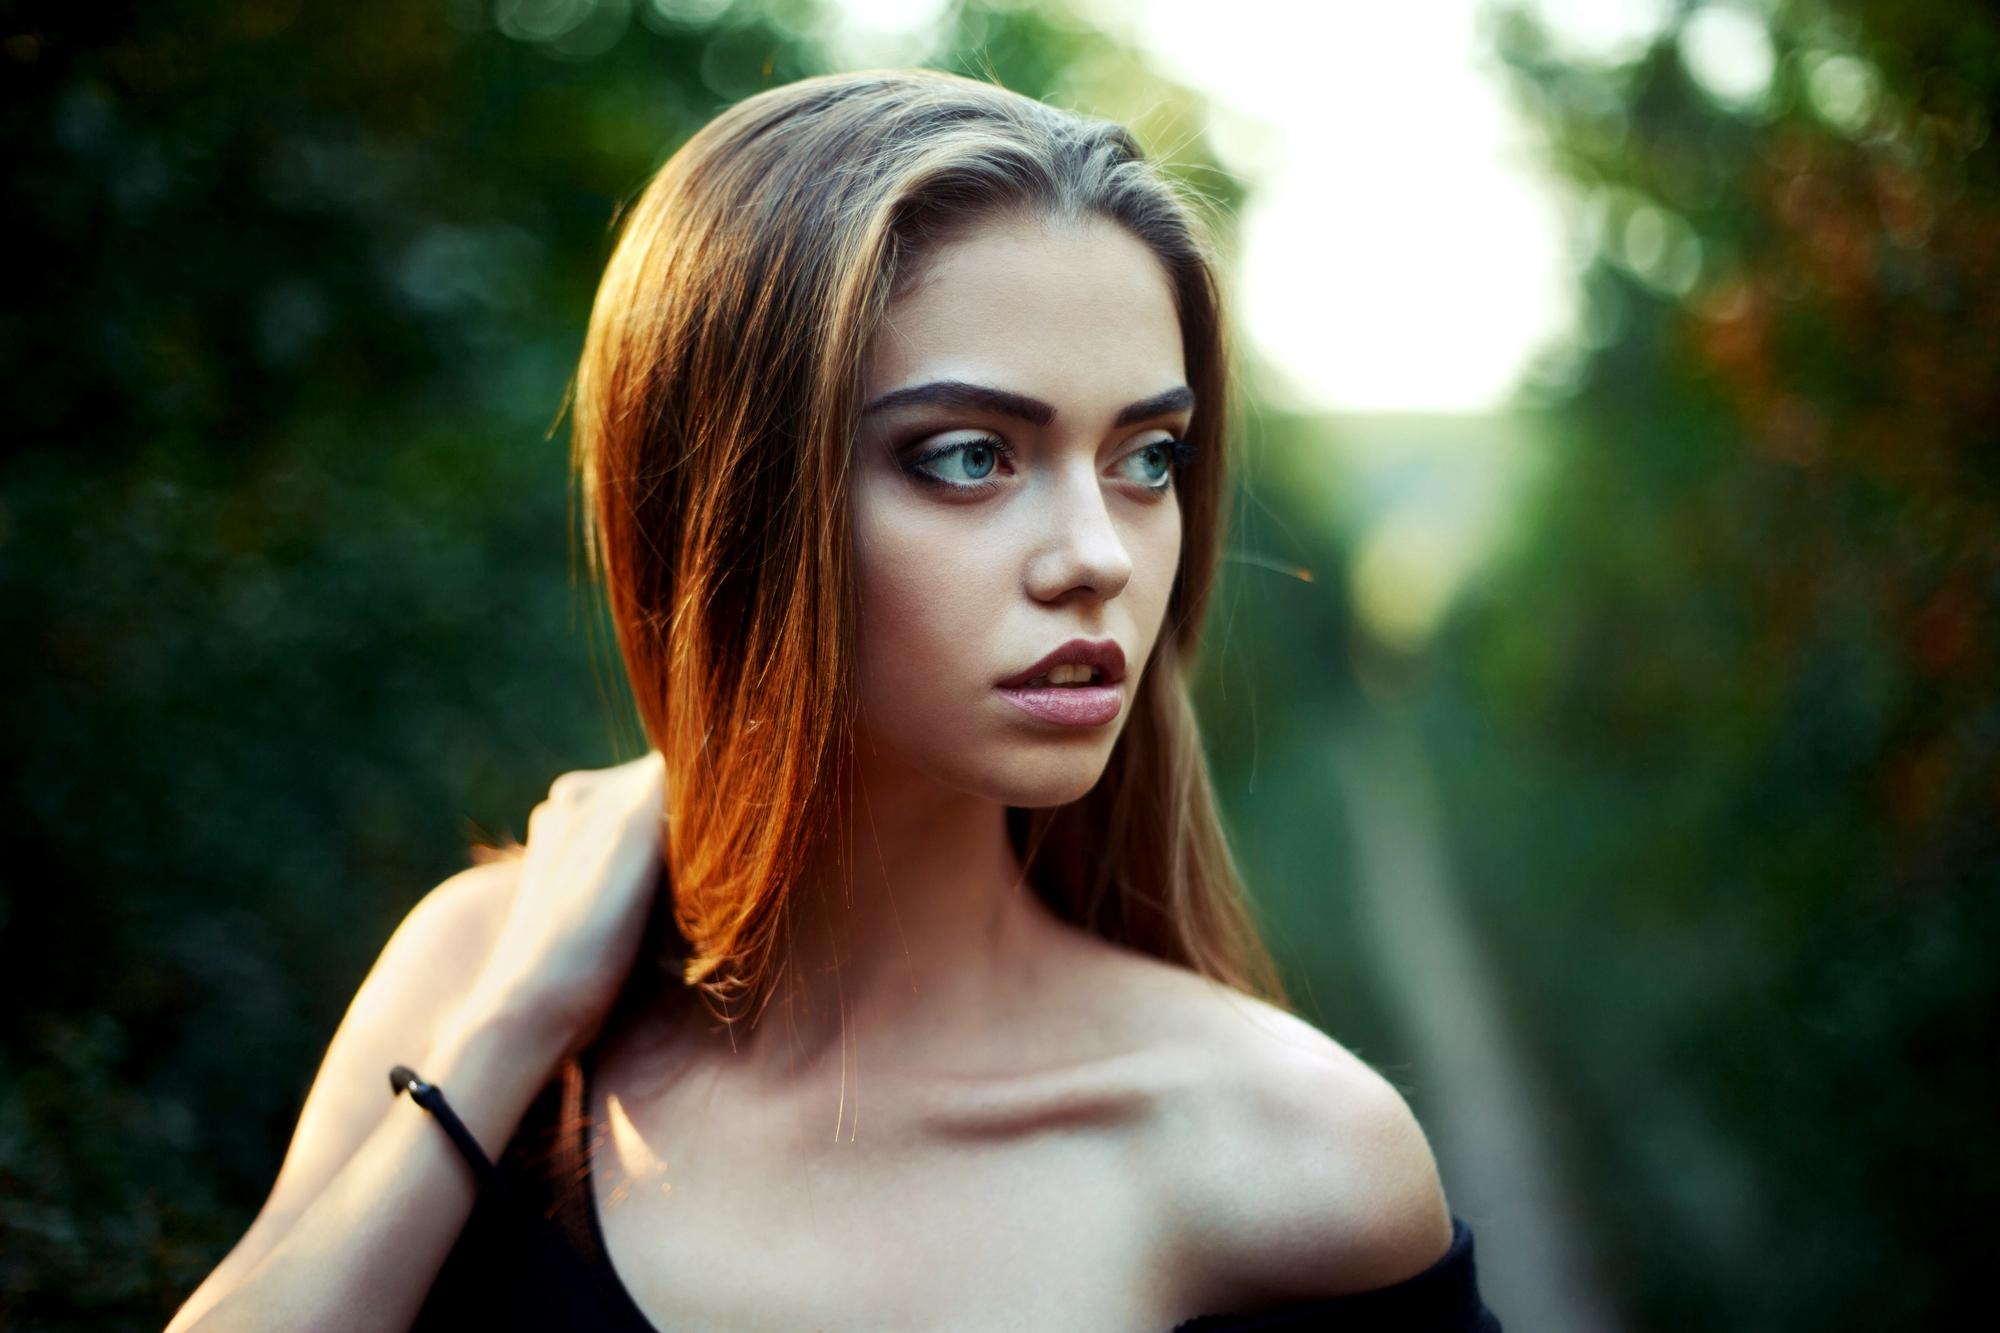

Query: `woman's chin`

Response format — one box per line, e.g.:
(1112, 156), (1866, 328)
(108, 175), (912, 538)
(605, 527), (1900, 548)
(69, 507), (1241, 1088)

(870, 717), (1124, 810)
(973, 747), (1118, 810)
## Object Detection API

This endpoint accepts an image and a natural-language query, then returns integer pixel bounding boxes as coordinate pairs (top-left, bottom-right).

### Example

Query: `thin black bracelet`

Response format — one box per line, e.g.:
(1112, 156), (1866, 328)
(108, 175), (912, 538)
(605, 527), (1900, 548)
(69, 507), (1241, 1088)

(389, 1065), (510, 1199)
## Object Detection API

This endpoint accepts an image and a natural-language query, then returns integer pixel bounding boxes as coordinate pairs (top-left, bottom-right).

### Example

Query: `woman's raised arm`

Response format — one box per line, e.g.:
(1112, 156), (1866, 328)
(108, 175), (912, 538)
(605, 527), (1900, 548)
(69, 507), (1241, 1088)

(166, 753), (666, 1333)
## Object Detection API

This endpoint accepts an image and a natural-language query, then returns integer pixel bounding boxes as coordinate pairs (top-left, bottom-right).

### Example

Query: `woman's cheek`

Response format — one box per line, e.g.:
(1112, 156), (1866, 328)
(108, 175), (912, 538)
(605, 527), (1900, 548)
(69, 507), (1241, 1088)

(857, 508), (993, 724)
(1127, 502), (1183, 653)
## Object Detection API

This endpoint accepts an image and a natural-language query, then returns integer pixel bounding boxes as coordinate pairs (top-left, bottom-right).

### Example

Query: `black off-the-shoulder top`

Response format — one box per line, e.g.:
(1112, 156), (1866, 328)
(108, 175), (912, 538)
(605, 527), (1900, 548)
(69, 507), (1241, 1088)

(414, 1061), (1501, 1332)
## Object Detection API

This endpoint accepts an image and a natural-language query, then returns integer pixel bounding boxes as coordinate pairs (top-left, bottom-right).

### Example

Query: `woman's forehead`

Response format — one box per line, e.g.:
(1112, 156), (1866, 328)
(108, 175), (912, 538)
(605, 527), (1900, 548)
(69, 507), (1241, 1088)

(867, 214), (1185, 409)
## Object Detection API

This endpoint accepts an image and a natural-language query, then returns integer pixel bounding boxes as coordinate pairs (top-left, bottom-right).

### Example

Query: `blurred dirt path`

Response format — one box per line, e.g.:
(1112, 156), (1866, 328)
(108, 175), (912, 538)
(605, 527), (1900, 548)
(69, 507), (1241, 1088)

(1331, 712), (1620, 1333)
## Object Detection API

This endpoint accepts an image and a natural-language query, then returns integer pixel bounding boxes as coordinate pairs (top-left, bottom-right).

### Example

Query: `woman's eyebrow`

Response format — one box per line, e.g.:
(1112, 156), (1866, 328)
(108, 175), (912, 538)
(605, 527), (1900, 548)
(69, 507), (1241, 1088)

(1114, 386), (1195, 426)
(862, 380), (1056, 425)
(861, 381), (1196, 429)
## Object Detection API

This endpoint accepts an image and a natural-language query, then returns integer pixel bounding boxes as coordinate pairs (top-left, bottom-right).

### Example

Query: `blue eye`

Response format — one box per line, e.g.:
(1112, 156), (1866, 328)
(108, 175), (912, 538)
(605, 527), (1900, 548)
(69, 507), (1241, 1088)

(1117, 438), (1184, 490)
(954, 441), (997, 480)
(912, 436), (1005, 487)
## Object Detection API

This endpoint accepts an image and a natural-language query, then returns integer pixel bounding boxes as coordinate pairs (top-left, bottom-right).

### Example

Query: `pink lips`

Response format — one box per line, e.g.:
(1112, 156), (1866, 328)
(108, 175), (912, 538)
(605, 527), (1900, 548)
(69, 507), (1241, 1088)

(995, 638), (1127, 729)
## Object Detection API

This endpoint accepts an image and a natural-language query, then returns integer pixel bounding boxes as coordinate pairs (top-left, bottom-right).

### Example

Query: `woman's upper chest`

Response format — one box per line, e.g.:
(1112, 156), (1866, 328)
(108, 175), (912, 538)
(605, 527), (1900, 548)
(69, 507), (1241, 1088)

(587, 1045), (1204, 1332)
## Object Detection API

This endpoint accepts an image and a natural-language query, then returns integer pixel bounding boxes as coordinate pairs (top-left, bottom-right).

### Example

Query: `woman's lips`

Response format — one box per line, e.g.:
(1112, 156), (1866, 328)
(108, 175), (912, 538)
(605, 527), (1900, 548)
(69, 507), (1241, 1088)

(996, 682), (1124, 727)
(995, 638), (1127, 728)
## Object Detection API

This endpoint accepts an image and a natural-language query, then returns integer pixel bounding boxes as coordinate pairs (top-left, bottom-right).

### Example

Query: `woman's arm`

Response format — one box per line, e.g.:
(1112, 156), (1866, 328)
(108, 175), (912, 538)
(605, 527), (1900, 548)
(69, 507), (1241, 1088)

(166, 753), (667, 1333)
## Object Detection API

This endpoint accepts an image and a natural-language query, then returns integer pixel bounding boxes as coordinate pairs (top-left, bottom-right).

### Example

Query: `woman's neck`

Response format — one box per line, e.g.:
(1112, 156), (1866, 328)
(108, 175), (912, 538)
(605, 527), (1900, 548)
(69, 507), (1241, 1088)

(732, 751), (1061, 1074)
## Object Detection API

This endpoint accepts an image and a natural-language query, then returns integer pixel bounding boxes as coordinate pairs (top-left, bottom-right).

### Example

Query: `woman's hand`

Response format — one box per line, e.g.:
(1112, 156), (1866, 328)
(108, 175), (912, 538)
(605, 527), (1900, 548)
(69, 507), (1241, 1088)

(450, 751), (668, 1062)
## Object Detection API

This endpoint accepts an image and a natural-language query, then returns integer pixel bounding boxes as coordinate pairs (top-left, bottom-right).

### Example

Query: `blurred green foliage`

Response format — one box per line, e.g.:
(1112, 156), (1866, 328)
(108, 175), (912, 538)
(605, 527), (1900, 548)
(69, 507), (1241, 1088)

(1430, 0), (1999, 1326)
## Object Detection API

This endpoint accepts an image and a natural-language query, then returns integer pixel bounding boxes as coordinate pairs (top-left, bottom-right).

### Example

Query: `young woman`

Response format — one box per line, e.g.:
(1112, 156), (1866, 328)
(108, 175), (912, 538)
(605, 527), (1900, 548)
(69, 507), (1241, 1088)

(168, 71), (1498, 1332)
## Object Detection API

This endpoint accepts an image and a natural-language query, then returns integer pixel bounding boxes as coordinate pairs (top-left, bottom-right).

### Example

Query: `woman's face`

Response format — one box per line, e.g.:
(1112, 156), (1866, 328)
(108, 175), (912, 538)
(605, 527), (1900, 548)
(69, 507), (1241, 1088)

(850, 213), (1189, 809)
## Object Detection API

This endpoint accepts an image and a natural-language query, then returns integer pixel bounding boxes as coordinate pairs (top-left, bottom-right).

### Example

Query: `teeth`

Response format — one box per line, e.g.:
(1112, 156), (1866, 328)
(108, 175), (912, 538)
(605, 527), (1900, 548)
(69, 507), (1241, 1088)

(1047, 663), (1095, 686)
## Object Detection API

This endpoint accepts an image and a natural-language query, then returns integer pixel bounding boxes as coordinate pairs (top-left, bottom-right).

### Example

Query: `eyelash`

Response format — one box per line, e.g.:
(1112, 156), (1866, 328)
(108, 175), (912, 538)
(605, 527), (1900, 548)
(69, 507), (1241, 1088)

(905, 434), (1015, 492)
(902, 434), (1200, 492)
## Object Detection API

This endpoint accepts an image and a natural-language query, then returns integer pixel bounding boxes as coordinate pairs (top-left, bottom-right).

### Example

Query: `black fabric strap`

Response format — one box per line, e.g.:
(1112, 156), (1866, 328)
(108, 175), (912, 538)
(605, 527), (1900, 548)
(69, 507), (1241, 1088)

(391, 1065), (511, 1199)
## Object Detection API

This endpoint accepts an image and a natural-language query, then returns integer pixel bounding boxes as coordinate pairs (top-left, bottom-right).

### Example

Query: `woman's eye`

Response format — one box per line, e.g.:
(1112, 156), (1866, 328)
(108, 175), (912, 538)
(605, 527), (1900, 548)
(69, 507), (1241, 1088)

(954, 441), (998, 480)
(1115, 439), (1178, 490)
(912, 436), (1005, 487)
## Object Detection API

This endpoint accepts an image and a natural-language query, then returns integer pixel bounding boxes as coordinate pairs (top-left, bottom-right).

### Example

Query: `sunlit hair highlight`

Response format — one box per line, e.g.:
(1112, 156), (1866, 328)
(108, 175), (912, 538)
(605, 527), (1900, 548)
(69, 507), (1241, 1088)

(574, 69), (1279, 1023)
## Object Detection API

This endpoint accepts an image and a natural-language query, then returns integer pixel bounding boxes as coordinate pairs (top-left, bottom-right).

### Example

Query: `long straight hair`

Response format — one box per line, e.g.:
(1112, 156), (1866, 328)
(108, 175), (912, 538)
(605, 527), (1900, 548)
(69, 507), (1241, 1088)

(573, 69), (1279, 1023)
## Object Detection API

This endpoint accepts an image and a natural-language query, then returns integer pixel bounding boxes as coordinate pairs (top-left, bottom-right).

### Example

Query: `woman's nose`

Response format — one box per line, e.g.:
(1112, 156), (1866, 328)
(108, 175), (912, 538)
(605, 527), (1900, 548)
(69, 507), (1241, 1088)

(1023, 462), (1133, 605)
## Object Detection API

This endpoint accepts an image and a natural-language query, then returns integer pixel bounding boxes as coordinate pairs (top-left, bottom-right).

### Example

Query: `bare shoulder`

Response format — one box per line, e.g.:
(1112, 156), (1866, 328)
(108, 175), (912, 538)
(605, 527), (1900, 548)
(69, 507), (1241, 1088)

(165, 859), (522, 1330)
(332, 856), (520, 1038)
(1079, 947), (1452, 1307)
(231, 859), (520, 1241)
(285, 856), (520, 1156)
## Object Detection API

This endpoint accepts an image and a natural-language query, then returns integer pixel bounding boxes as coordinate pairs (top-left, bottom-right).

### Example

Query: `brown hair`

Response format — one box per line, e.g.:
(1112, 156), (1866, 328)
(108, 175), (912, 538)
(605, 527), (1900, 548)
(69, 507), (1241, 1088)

(574, 69), (1279, 1022)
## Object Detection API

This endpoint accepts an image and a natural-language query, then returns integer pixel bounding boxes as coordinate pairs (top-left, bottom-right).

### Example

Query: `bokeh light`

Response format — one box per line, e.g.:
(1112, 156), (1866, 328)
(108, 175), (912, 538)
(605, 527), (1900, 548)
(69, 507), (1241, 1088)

(1139, 0), (1576, 413)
